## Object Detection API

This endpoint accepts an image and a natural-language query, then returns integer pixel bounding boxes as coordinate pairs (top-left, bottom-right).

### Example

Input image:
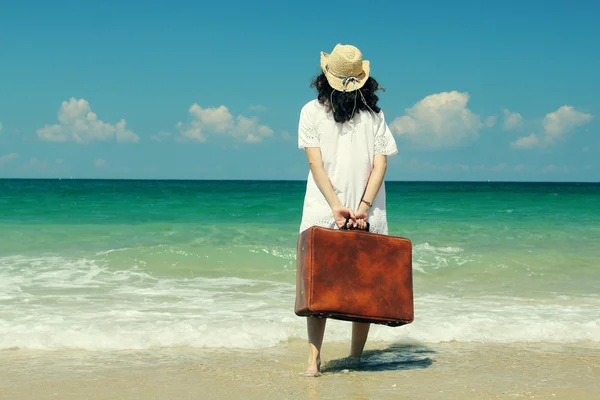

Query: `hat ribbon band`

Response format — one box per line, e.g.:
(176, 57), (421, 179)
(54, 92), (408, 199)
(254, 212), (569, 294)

(325, 65), (361, 92)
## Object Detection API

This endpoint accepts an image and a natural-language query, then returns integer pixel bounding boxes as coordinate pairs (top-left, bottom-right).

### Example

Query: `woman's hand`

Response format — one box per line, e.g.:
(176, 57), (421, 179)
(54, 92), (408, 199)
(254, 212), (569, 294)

(355, 203), (370, 230)
(333, 205), (357, 229)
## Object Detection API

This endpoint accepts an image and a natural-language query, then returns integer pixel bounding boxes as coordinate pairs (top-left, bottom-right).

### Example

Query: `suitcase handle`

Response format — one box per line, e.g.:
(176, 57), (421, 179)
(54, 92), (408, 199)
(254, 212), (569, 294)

(342, 217), (370, 232)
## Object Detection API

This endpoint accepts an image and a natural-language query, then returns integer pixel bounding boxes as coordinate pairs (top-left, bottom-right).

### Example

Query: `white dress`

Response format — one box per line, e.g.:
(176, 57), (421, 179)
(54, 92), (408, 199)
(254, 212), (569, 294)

(298, 99), (398, 234)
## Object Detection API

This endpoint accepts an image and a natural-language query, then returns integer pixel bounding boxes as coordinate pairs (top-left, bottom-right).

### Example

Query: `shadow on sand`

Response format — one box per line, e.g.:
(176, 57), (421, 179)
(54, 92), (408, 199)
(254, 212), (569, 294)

(321, 343), (436, 373)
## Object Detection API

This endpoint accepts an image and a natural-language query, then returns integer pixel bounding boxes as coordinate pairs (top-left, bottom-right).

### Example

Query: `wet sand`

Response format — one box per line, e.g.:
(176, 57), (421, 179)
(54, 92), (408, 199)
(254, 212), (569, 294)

(2, 340), (599, 400)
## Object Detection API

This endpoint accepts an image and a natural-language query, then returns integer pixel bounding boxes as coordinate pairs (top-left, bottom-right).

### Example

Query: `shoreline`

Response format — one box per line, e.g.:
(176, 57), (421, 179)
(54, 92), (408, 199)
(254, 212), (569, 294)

(2, 340), (599, 400)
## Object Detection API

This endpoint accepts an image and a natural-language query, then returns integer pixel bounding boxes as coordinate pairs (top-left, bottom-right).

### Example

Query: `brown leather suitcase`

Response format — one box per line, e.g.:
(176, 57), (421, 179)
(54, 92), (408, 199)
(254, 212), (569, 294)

(295, 224), (414, 327)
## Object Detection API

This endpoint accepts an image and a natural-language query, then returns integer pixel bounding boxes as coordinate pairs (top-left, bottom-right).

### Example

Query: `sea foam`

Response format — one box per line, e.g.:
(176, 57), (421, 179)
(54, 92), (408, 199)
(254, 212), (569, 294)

(1, 254), (600, 351)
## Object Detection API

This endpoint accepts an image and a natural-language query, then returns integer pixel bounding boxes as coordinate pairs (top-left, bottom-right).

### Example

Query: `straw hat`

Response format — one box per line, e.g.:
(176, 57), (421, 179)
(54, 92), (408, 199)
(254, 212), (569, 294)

(320, 44), (370, 92)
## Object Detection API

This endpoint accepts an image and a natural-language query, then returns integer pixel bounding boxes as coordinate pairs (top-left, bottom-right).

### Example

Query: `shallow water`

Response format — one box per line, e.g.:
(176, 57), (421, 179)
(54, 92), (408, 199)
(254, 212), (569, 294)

(1, 179), (599, 350)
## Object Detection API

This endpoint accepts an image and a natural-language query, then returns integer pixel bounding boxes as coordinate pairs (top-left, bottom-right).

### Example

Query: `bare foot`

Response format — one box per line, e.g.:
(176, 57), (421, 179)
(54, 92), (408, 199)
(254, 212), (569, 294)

(300, 369), (321, 377)
(301, 358), (321, 377)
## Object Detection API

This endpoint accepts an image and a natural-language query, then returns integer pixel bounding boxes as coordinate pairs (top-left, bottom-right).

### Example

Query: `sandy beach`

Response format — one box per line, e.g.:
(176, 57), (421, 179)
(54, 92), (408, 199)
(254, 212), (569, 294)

(2, 340), (599, 400)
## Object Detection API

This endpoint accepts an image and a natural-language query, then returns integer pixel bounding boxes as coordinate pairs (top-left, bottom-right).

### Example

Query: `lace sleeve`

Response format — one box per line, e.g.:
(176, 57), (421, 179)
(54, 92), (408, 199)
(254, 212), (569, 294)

(374, 111), (398, 156)
(298, 106), (320, 148)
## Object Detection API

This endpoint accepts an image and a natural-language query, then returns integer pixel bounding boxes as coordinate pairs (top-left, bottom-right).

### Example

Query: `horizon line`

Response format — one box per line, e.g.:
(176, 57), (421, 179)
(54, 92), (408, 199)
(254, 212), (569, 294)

(0, 177), (598, 184)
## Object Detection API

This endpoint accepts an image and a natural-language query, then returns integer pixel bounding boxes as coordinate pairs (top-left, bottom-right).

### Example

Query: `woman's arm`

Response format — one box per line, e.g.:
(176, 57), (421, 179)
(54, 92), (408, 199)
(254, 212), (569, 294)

(355, 154), (387, 228)
(305, 147), (357, 228)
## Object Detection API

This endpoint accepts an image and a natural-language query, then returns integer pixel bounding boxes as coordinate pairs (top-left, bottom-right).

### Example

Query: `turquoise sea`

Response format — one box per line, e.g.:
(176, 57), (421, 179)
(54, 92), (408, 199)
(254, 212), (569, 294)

(0, 179), (599, 350)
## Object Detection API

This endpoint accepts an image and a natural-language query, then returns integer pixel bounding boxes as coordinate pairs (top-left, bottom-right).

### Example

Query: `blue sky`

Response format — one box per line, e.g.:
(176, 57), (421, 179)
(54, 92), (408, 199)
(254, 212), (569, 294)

(0, 0), (598, 181)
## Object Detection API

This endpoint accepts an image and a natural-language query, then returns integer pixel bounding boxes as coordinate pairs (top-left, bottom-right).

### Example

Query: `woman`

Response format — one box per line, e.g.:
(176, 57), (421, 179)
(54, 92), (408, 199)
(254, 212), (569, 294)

(297, 43), (398, 376)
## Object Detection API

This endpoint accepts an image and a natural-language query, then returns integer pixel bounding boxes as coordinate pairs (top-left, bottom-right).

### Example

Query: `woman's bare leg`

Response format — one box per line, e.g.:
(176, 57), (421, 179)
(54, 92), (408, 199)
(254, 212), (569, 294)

(305, 317), (327, 375)
(350, 322), (370, 359)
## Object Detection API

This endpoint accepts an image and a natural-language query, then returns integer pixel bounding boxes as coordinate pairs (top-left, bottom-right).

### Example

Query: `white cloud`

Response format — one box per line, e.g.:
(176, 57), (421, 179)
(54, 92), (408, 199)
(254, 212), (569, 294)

(390, 91), (491, 148)
(512, 106), (593, 149)
(245, 133), (262, 143)
(280, 131), (293, 141)
(542, 106), (593, 142)
(178, 104), (274, 143)
(511, 133), (540, 149)
(37, 98), (140, 143)
(485, 116), (497, 128)
(502, 109), (523, 131)
(0, 153), (19, 165)
(249, 104), (268, 112)
(95, 158), (107, 168)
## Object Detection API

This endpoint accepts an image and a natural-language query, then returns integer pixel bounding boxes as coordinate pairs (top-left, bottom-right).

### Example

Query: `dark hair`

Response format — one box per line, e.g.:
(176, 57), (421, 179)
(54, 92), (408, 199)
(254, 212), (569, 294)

(310, 72), (384, 123)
